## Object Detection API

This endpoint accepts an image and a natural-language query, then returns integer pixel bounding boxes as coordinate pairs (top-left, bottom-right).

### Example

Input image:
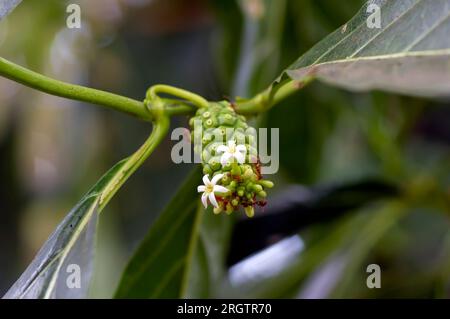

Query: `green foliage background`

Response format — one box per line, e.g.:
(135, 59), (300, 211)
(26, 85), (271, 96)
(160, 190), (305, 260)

(0, 0), (448, 298)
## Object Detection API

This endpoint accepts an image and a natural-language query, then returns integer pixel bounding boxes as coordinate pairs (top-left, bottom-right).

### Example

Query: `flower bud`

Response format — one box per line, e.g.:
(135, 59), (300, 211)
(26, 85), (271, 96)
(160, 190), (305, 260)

(244, 206), (255, 218)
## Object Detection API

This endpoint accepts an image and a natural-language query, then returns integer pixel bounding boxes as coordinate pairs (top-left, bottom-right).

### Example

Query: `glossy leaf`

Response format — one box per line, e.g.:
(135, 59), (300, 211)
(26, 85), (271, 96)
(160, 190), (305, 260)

(282, 0), (450, 97)
(184, 206), (232, 298)
(227, 179), (398, 265)
(0, 0), (22, 20)
(3, 124), (168, 299)
(115, 167), (231, 298)
(3, 160), (128, 299)
(223, 199), (408, 298)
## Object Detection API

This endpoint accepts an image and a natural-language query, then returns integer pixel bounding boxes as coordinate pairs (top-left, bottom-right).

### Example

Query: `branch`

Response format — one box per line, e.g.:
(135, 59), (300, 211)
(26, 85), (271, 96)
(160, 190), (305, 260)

(0, 56), (153, 121)
(99, 115), (170, 210)
(234, 76), (314, 115)
(0, 55), (311, 121)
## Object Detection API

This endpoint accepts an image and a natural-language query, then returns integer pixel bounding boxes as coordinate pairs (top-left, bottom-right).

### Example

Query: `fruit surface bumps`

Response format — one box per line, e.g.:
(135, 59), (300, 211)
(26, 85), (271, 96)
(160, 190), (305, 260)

(189, 101), (273, 217)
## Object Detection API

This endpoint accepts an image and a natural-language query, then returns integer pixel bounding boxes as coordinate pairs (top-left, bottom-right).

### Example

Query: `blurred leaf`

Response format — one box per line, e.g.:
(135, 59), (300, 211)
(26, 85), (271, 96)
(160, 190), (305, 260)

(228, 178), (398, 265)
(0, 0), (21, 20)
(3, 121), (168, 299)
(261, 1), (365, 184)
(282, 0), (450, 97)
(2, 159), (133, 299)
(210, 0), (243, 92)
(232, 0), (287, 96)
(434, 231), (450, 297)
(185, 206), (232, 298)
(300, 201), (407, 298)
(225, 199), (408, 298)
(115, 167), (231, 298)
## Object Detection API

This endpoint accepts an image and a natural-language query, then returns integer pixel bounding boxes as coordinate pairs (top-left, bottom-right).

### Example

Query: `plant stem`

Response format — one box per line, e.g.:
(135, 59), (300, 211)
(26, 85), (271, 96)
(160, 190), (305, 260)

(164, 103), (196, 117)
(0, 56), (311, 120)
(99, 115), (170, 210)
(147, 84), (209, 109)
(0, 56), (153, 121)
(234, 76), (314, 114)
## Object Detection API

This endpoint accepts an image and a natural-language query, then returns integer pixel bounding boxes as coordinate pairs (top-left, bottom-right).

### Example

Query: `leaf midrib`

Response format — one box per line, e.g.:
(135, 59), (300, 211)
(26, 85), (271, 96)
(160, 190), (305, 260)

(288, 49), (450, 75)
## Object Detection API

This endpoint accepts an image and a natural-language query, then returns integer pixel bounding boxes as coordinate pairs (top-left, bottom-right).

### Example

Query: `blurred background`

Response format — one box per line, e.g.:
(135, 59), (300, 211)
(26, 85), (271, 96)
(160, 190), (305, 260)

(0, 0), (449, 298)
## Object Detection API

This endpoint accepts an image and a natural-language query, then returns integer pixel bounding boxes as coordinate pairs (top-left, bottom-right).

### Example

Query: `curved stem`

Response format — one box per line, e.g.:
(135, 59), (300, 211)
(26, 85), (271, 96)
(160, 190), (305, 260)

(0, 56), (153, 121)
(164, 103), (196, 117)
(147, 84), (209, 109)
(234, 76), (314, 115)
(158, 98), (196, 116)
(99, 116), (170, 210)
(0, 55), (310, 121)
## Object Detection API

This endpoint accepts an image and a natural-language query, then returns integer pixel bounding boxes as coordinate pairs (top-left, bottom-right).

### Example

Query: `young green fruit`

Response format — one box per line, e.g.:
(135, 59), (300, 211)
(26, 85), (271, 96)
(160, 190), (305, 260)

(191, 101), (273, 217)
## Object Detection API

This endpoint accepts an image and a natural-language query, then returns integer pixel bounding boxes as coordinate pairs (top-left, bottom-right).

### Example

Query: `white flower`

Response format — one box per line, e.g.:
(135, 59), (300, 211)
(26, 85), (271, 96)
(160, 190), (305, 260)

(197, 174), (229, 208)
(217, 140), (246, 166)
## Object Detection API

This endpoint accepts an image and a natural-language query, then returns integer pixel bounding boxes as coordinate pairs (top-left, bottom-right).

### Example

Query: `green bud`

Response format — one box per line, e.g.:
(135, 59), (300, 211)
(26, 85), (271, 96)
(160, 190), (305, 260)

(208, 157), (221, 171)
(221, 174), (230, 185)
(201, 150), (210, 162)
(231, 163), (241, 176)
(202, 164), (212, 175)
(252, 184), (263, 192)
(246, 182), (254, 191)
(258, 190), (267, 198)
(243, 168), (256, 180)
(259, 180), (274, 188)
(222, 162), (232, 171)
(202, 134), (212, 145)
(218, 113), (236, 126)
(244, 206), (254, 218)
(202, 111), (211, 118)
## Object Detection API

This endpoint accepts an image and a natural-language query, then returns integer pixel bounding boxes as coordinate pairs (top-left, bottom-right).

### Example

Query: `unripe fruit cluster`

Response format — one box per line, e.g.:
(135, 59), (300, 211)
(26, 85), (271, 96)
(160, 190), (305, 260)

(189, 101), (274, 217)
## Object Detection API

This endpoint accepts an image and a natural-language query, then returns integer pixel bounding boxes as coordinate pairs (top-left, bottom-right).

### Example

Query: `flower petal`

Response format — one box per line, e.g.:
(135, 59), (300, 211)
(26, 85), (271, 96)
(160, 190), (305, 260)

(202, 174), (210, 185)
(236, 145), (247, 153)
(211, 173), (224, 185)
(235, 152), (245, 164)
(228, 140), (236, 148)
(201, 192), (208, 208)
(220, 152), (232, 166)
(197, 185), (206, 193)
(208, 192), (219, 208)
(213, 185), (229, 193)
(216, 145), (228, 154)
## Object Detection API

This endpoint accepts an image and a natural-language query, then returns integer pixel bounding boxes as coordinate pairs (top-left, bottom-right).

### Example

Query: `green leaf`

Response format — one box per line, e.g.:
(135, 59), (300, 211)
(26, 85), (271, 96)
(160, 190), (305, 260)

(232, 0), (287, 96)
(3, 123), (169, 299)
(115, 167), (232, 298)
(184, 206), (232, 298)
(224, 199), (408, 298)
(2, 159), (126, 299)
(282, 0), (450, 97)
(299, 201), (408, 298)
(0, 0), (22, 20)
